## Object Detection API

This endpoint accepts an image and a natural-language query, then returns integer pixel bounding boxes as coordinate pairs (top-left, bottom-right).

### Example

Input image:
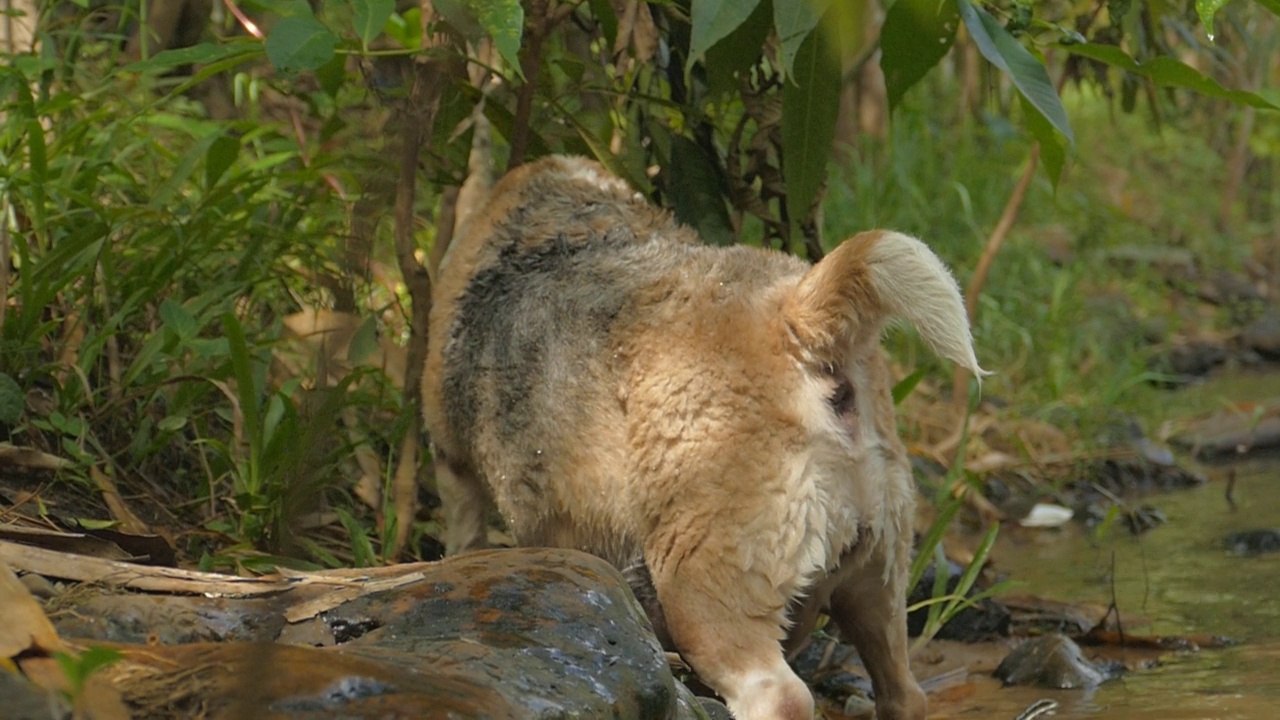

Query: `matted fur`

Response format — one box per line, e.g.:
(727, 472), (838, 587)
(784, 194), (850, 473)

(423, 156), (983, 720)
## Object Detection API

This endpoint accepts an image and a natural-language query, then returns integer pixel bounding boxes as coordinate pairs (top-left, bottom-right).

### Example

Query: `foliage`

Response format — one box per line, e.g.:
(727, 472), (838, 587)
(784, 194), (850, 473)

(1, 0), (1276, 609)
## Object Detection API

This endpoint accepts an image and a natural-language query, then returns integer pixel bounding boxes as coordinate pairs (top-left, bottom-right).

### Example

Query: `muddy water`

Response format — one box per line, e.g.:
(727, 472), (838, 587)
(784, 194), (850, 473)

(961, 460), (1280, 719)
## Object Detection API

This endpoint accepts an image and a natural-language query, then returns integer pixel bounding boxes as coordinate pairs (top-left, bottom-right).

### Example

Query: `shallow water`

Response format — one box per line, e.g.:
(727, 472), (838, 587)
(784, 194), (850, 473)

(956, 460), (1280, 719)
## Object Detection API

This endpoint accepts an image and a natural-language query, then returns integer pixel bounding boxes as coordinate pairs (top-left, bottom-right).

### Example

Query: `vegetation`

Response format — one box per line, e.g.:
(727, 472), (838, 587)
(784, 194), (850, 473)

(0, 0), (1276, 599)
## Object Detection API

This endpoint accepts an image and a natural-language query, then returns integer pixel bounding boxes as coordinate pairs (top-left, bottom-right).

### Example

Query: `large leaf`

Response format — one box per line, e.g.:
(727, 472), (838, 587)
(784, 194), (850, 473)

(1064, 43), (1279, 110)
(687, 0), (762, 72)
(957, 0), (1074, 145)
(1195, 0), (1230, 40)
(479, 0), (524, 78)
(125, 42), (260, 73)
(265, 16), (338, 73)
(0, 373), (22, 425)
(667, 135), (735, 246)
(705, 0), (772, 97)
(774, 0), (829, 79)
(1019, 94), (1066, 189)
(1258, 0), (1280, 15)
(435, 0), (524, 79)
(880, 0), (960, 112)
(782, 24), (840, 237)
(352, 0), (395, 49)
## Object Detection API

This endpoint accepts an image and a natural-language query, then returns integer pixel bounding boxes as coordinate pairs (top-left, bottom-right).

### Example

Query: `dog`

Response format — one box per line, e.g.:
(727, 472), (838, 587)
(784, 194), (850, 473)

(423, 155), (983, 720)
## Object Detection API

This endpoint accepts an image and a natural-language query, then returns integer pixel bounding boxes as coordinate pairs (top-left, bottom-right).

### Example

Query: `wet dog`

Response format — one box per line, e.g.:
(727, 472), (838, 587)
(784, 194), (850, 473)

(423, 156), (983, 720)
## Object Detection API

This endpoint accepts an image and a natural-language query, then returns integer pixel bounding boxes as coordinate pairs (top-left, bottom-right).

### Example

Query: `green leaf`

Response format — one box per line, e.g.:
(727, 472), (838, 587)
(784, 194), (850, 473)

(153, 130), (225, 207)
(782, 25), (840, 236)
(891, 367), (927, 405)
(587, 0), (618, 50)
(125, 42), (258, 73)
(205, 134), (240, 189)
(667, 135), (735, 246)
(348, 316), (379, 364)
(265, 16), (338, 73)
(352, 0), (395, 49)
(1063, 43), (1280, 110)
(335, 506), (378, 567)
(437, 0), (523, 78)
(384, 8), (423, 49)
(688, 0), (762, 72)
(881, 0), (960, 113)
(158, 415), (189, 432)
(0, 372), (23, 425)
(1257, 0), (1280, 15)
(159, 299), (199, 341)
(435, 0), (485, 38)
(1195, 0), (1230, 40)
(957, 0), (1074, 145)
(705, 0), (772, 97)
(26, 119), (47, 236)
(774, 0), (829, 79)
(556, 99), (652, 192)
(1019, 93), (1067, 188)
(477, 0), (525, 80)
(54, 647), (122, 697)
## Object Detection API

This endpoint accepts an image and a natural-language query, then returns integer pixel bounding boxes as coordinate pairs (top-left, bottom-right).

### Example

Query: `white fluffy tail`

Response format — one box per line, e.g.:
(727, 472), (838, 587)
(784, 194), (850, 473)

(784, 231), (986, 378)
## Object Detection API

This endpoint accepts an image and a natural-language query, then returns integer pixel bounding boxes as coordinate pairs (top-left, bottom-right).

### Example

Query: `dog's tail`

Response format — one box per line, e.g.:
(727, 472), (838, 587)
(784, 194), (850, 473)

(783, 230), (986, 378)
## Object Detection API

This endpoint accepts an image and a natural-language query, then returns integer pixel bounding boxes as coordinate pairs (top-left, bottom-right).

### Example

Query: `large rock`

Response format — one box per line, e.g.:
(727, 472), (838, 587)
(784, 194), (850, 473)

(1243, 307), (1280, 358)
(73, 548), (709, 719)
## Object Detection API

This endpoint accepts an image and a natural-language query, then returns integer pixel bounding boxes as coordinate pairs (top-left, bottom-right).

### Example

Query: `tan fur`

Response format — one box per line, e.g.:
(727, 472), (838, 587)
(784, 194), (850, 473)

(423, 156), (982, 720)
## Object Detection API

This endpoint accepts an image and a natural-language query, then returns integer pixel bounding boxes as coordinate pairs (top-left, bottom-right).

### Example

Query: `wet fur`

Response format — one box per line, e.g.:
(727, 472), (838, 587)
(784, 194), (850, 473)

(423, 156), (983, 720)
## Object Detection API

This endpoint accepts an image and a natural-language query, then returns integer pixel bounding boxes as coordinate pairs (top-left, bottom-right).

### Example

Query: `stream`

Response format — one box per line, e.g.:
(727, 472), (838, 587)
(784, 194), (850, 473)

(953, 459), (1280, 719)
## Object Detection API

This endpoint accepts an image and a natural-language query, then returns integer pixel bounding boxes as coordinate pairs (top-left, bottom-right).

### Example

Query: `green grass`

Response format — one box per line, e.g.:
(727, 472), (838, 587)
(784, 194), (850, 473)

(822, 83), (1268, 442)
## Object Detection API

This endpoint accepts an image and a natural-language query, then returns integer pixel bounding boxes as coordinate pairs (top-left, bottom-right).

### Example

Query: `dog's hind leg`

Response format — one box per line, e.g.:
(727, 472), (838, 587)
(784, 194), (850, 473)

(828, 543), (927, 720)
(434, 451), (492, 555)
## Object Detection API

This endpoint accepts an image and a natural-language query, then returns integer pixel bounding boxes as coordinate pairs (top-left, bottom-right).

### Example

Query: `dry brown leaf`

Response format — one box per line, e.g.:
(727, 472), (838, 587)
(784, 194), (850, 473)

(0, 524), (134, 562)
(610, 0), (658, 61)
(0, 443), (71, 471)
(0, 563), (64, 659)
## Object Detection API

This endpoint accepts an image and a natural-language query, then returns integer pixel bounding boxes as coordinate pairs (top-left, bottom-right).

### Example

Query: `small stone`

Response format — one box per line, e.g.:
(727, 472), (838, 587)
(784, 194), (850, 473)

(907, 560), (1010, 642)
(1242, 307), (1280, 358)
(994, 634), (1114, 689)
(18, 573), (57, 599)
(1224, 529), (1280, 557)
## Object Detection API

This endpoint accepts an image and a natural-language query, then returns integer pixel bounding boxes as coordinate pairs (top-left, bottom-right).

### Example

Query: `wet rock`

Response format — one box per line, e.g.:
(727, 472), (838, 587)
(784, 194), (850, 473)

(787, 631), (875, 709)
(53, 594), (286, 645)
(692, 696), (732, 720)
(1077, 456), (1206, 496)
(1149, 341), (1228, 383)
(994, 633), (1118, 689)
(0, 670), (65, 720)
(1243, 307), (1280, 358)
(1170, 409), (1280, 461)
(1224, 529), (1280, 557)
(98, 545), (701, 712)
(906, 560), (1011, 642)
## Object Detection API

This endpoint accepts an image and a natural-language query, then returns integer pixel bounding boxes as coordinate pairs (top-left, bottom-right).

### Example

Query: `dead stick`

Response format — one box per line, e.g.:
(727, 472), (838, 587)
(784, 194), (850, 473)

(387, 59), (446, 560)
(507, 0), (550, 170)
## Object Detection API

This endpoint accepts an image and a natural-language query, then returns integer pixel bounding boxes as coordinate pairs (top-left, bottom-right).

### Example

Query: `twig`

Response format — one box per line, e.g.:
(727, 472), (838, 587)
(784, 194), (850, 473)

(221, 0), (263, 39)
(386, 53), (452, 559)
(508, 0), (551, 170)
(1224, 468), (1238, 512)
